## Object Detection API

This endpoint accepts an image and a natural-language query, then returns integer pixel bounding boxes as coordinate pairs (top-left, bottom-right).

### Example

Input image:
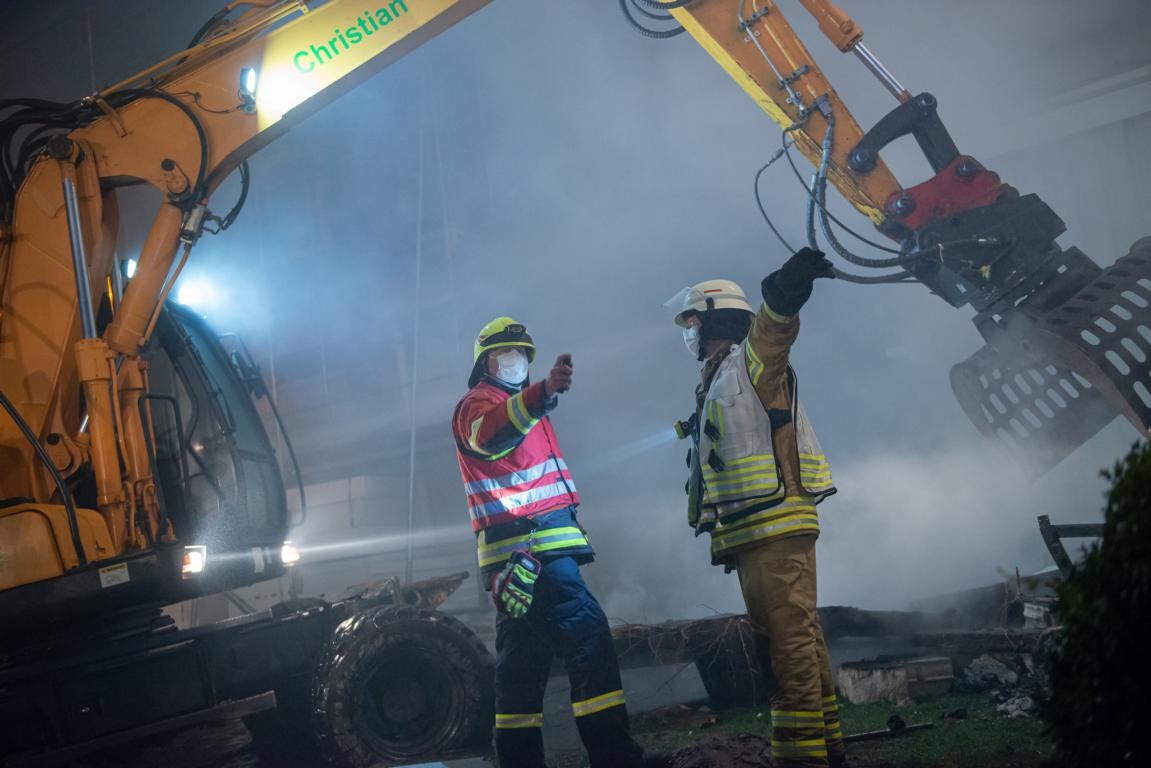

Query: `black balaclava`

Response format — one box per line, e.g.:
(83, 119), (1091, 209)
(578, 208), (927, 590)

(697, 308), (753, 361)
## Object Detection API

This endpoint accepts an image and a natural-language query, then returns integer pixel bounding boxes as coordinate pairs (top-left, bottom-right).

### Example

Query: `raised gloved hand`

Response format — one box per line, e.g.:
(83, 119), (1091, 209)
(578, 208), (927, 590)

(761, 247), (835, 316)
(491, 550), (541, 618)
(543, 354), (573, 398)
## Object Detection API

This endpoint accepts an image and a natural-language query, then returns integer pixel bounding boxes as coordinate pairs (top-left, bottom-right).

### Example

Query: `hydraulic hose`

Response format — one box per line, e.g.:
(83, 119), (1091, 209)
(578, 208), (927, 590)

(618, 0), (686, 38)
(802, 115), (914, 284)
(108, 89), (209, 204)
(627, 0), (678, 22)
(0, 390), (87, 566)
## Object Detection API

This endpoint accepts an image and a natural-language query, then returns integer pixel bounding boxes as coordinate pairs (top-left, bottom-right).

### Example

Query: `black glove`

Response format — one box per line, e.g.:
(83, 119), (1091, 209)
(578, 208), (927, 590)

(761, 247), (835, 316)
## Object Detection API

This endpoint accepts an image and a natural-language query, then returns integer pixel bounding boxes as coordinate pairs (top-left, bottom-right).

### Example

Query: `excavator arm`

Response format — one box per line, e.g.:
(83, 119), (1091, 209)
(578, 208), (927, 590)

(653, 0), (1151, 473)
(0, 0), (490, 599)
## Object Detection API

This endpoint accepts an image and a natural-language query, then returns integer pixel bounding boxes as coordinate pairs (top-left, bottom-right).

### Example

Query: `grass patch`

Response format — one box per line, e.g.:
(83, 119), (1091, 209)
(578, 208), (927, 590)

(632, 692), (1053, 767)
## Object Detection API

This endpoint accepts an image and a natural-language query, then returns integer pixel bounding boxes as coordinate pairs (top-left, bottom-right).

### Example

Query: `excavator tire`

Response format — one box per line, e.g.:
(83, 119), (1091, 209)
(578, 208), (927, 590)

(311, 607), (494, 767)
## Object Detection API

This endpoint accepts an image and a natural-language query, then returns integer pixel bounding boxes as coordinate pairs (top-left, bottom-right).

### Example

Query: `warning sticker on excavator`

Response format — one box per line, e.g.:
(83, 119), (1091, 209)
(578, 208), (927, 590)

(99, 562), (130, 588)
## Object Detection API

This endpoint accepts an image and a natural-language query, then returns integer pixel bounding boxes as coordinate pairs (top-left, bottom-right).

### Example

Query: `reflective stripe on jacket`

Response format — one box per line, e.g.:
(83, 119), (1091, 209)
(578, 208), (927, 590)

(477, 506), (594, 576)
(710, 496), (820, 559)
(699, 346), (834, 515)
(683, 302), (835, 565)
(453, 380), (580, 534)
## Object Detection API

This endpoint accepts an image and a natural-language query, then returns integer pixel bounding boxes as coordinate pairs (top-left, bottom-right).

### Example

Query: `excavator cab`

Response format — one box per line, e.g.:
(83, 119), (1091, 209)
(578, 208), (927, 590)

(0, 303), (290, 640)
(145, 303), (290, 589)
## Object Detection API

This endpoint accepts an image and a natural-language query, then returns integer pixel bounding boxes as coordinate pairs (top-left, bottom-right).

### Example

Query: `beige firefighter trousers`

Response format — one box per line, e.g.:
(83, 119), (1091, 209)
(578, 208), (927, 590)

(736, 533), (845, 768)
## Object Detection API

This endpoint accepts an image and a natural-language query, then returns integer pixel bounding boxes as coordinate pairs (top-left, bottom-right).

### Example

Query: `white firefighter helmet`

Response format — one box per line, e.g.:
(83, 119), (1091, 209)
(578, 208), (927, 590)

(665, 280), (754, 327)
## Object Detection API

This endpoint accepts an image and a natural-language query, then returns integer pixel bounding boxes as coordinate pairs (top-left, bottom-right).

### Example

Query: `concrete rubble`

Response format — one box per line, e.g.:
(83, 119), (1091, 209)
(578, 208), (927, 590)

(963, 653), (1020, 689)
(996, 694), (1038, 719)
(837, 656), (954, 705)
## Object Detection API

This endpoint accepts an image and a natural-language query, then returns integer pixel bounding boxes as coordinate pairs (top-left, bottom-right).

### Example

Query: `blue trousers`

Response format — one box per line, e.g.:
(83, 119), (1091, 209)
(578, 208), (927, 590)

(493, 556), (643, 768)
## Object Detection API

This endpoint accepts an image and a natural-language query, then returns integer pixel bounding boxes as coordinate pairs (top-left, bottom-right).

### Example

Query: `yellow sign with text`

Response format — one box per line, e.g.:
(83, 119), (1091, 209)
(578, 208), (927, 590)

(256, 0), (477, 129)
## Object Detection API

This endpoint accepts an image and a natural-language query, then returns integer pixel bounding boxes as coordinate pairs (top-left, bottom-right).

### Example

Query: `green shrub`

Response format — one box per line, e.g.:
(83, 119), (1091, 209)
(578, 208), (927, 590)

(1041, 442), (1151, 765)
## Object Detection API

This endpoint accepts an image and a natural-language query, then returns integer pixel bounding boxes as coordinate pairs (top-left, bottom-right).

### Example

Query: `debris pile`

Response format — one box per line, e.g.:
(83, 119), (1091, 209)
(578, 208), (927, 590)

(666, 733), (774, 768)
(962, 653), (1019, 688)
(958, 652), (1045, 719)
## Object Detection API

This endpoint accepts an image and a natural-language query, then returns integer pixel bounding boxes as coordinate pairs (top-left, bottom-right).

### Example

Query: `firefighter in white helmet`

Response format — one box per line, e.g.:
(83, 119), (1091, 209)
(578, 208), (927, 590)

(667, 248), (846, 768)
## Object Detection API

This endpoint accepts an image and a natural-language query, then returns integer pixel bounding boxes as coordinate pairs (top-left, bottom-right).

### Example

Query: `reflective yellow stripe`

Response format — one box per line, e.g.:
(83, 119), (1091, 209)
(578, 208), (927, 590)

(496, 712), (543, 729)
(477, 526), (589, 568)
(703, 461), (777, 482)
(763, 304), (792, 324)
(745, 343), (765, 386)
(771, 710), (825, 728)
(700, 452), (781, 503)
(466, 415), (514, 460)
(705, 399), (725, 438)
(720, 500), (817, 533)
(712, 513), (820, 553)
(703, 473), (779, 492)
(506, 393), (538, 435)
(467, 416), (488, 454)
(704, 475), (781, 497)
(800, 454), (833, 490)
(802, 475), (834, 491)
(571, 689), (626, 718)
(825, 726), (844, 741)
(700, 451), (831, 503)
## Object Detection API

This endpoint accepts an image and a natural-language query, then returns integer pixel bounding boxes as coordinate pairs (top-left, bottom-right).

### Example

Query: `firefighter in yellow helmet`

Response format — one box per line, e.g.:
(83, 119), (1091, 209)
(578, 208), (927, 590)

(451, 317), (664, 768)
(667, 248), (846, 768)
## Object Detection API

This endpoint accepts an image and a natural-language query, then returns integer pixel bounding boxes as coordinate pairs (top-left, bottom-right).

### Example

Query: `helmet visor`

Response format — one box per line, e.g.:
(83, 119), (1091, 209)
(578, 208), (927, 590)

(664, 286), (705, 327)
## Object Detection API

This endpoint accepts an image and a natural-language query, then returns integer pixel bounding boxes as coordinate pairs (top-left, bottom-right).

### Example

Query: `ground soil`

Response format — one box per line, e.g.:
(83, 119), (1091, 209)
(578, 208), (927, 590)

(65, 690), (1050, 768)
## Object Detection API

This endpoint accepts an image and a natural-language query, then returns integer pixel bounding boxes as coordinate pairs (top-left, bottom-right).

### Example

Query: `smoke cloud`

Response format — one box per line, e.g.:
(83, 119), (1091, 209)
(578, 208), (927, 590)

(2, 1), (1149, 620)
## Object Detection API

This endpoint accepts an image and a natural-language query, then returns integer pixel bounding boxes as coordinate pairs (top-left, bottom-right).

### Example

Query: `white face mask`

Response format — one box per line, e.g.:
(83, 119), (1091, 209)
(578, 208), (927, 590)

(493, 349), (529, 385)
(683, 326), (700, 358)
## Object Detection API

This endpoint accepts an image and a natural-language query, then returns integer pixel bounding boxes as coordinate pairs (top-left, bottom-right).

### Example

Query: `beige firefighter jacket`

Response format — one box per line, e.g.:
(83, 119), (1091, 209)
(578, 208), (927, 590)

(685, 301), (836, 565)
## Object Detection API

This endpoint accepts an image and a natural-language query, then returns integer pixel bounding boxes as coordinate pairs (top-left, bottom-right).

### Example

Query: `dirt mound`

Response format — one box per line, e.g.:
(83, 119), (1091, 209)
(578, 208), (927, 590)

(668, 733), (773, 768)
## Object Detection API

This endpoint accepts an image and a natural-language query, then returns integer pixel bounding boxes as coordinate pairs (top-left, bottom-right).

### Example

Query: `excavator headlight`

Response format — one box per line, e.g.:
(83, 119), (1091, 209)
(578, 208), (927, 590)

(181, 545), (207, 578)
(281, 541), (301, 567)
(239, 68), (258, 112)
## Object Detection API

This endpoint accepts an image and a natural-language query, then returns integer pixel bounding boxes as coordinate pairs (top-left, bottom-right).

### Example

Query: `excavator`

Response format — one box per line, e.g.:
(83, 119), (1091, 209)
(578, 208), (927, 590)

(0, 0), (1146, 765)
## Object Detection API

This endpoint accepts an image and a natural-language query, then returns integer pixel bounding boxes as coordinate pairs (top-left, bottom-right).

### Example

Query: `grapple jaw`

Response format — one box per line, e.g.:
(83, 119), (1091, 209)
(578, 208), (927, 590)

(949, 238), (1151, 475)
(847, 93), (1150, 475)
